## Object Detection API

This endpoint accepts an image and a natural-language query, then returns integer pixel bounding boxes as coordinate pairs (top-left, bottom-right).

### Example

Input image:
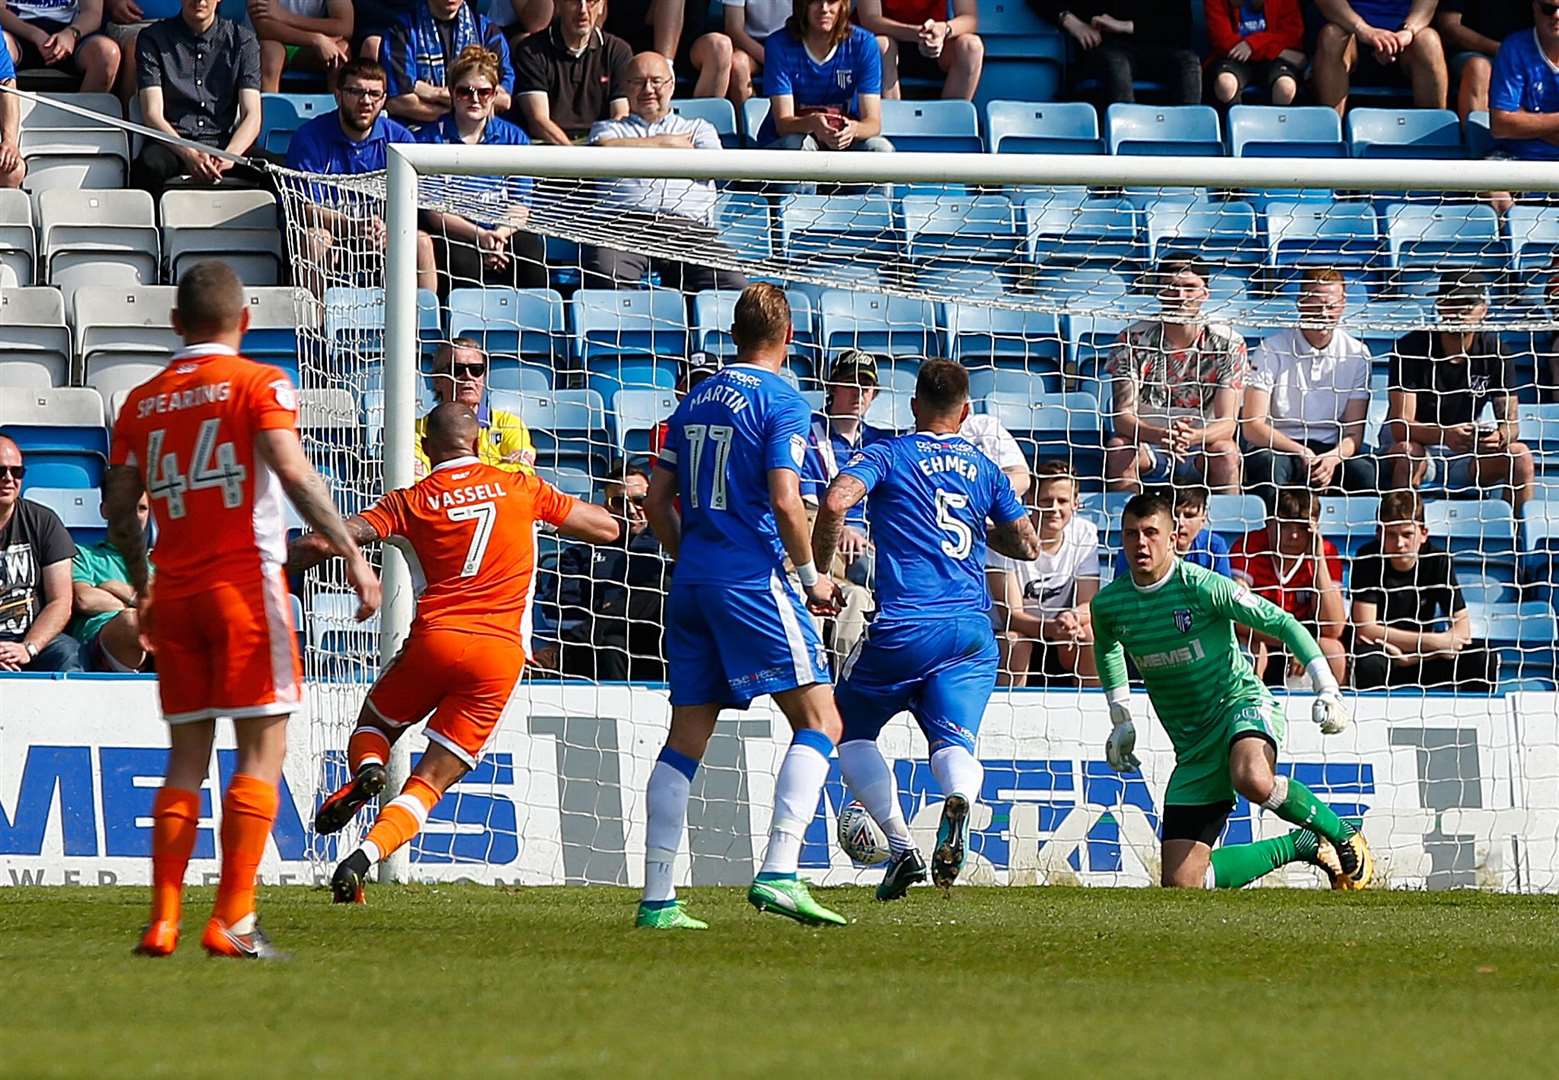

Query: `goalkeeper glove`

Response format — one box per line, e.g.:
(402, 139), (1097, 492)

(1104, 702), (1140, 773)
(1305, 658), (1351, 734)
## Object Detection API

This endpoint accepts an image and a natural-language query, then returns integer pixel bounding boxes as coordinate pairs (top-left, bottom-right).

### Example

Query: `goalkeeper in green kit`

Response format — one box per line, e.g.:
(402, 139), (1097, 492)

(1090, 492), (1373, 890)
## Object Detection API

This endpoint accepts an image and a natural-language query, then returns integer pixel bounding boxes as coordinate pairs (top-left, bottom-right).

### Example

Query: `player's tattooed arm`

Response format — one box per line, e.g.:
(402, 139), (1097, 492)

(102, 465), (151, 597)
(987, 514), (1040, 561)
(286, 516), (380, 573)
(811, 474), (867, 570)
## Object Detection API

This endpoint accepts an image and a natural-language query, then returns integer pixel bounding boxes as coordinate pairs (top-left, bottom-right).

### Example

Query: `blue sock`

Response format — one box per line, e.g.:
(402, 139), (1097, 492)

(656, 745), (699, 782)
(639, 898), (679, 910)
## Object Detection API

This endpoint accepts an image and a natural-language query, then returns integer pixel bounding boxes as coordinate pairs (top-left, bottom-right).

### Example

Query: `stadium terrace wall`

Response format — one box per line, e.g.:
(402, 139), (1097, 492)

(3, 679), (1557, 892)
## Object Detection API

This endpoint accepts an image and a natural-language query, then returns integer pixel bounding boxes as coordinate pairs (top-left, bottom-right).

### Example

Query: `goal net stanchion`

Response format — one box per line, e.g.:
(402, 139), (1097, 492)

(273, 144), (1559, 891)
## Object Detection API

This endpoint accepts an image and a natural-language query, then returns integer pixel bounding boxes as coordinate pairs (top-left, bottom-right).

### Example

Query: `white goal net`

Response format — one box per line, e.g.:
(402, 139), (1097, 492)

(271, 147), (1559, 891)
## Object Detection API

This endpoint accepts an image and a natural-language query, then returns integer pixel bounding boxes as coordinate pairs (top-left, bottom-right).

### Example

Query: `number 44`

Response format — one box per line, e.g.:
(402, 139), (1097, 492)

(145, 418), (247, 519)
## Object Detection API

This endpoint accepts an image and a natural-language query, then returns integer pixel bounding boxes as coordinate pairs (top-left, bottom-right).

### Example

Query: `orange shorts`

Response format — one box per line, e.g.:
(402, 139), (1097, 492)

(365, 630), (525, 768)
(148, 569), (302, 725)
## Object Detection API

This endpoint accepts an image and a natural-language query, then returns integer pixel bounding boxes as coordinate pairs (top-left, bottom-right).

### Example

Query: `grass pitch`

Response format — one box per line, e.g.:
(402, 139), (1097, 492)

(3, 885), (1556, 1079)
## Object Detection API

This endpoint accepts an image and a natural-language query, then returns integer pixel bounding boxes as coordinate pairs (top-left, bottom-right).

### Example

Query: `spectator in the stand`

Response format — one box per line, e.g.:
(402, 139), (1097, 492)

(1229, 487), (1348, 686)
(415, 337), (538, 476)
(1204, 0), (1305, 106)
(1312, 0), (1448, 113)
(381, 0), (513, 126)
(1241, 267), (1378, 512)
(247, 0), (352, 92)
(799, 349), (885, 662)
(602, 0), (744, 103)
(132, 0), (265, 198)
(724, 0), (788, 100)
(2, 0), (120, 91)
(0, 437), (82, 672)
(1489, 0), (1559, 160)
(1112, 483), (1234, 577)
(1351, 489), (1500, 690)
(418, 45), (547, 292)
(102, 0), (178, 100)
(1105, 258), (1247, 494)
(486, 0), (551, 49)
(857, 0), (983, 101)
(583, 52), (749, 292)
(1042, 1), (1201, 106)
(960, 406), (1031, 498)
(989, 460), (1099, 687)
(70, 490), (153, 672)
(0, 41), (22, 188)
(285, 57), (437, 297)
(544, 460), (670, 680)
(1435, 0), (1530, 120)
(758, 0), (891, 152)
(512, 0), (629, 144)
(650, 350), (720, 455)
(1383, 274), (1535, 508)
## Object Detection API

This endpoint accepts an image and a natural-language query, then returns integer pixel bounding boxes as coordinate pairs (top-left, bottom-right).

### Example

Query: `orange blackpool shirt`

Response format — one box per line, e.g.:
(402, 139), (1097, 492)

(359, 456), (576, 647)
(111, 345), (299, 601)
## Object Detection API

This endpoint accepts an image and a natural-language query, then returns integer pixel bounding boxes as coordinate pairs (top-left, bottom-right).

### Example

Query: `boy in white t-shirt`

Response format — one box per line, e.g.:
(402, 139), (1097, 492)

(988, 460), (1100, 686)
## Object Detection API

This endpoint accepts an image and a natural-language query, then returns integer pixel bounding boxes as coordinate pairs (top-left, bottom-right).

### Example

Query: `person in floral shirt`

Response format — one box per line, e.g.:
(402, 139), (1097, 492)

(1104, 258), (1247, 493)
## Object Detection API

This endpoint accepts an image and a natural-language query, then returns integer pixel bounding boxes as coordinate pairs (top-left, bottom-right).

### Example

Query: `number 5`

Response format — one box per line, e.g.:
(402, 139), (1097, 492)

(936, 489), (972, 559)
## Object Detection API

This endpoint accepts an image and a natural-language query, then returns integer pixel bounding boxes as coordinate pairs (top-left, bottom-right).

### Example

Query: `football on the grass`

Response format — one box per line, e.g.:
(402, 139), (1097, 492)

(837, 800), (890, 865)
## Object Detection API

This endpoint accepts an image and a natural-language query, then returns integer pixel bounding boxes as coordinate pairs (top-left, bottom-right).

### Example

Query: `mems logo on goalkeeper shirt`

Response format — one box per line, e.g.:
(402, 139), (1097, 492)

(1134, 639), (1206, 670)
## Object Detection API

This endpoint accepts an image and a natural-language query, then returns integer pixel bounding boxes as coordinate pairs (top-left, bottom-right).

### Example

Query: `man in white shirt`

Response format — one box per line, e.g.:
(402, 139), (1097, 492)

(988, 460), (1099, 686)
(960, 410), (1031, 498)
(1241, 266), (1378, 512)
(583, 50), (748, 292)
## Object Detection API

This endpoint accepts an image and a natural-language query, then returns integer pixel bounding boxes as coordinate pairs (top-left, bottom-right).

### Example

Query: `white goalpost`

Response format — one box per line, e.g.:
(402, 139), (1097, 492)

(271, 143), (1559, 892)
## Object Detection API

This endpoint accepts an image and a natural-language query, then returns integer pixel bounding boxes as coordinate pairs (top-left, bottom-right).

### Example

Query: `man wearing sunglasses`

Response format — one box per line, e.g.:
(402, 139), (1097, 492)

(414, 337), (538, 477)
(0, 437), (83, 672)
(286, 57), (438, 297)
(1489, 0), (1559, 161)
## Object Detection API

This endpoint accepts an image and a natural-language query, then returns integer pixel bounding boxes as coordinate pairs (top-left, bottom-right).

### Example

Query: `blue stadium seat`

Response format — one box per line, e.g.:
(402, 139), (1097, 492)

(1518, 402), (1559, 472)
(613, 389), (678, 455)
(1264, 199), (1380, 268)
(1508, 206), (1559, 274)
(879, 99), (982, 152)
(900, 193), (1017, 264)
(1425, 499), (1518, 576)
(536, 466), (595, 501)
(448, 286), (566, 370)
(1208, 494), (1266, 543)
(1466, 601), (1559, 682)
(24, 486), (107, 545)
(985, 392), (1105, 480)
(0, 286), (70, 387)
(0, 386), (107, 489)
(1032, 266), (1132, 308)
(1519, 502), (1559, 591)
(1144, 198), (1261, 266)
(713, 190), (775, 263)
(669, 97), (739, 148)
(780, 193), (894, 265)
(976, 15), (1066, 110)
(985, 100), (1101, 154)
(946, 303), (1062, 371)
(967, 366), (1063, 400)
(1227, 106), (1345, 158)
(741, 97), (769, 145)
(865, 389), (915, 431)
(1021, 192), (1141, 274)
(1384, 204), (1504, 293)
(239, 285), (303, 385)
(692, 288), (817, 365)
(1346, 298), (1430, 360)
(1104, 104), (1223, 157)
(259, 93), (335, 156)
(321, 285), (440, 356)
(1465, 110), (1494, 158)
(1318, 494), (1381, 556)
(571, 288), (686, 403)
(1347, 108), (1463, 159)
(817, 289), (942, 357)
(1063, 314), (1130, 399)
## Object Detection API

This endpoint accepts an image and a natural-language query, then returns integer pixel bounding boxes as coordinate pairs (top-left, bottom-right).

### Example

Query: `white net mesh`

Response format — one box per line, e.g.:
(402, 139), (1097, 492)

(271, 155), (1559, 890)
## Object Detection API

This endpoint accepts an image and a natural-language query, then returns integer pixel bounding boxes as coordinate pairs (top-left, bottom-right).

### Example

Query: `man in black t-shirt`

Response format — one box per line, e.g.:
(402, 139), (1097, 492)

(1350, 490), (1499, 691)
(510, 0), (630, 144)
(1383, 274), (1535, 508)
(0, 436), (82, 673)
(1435, 0), (1532, 120)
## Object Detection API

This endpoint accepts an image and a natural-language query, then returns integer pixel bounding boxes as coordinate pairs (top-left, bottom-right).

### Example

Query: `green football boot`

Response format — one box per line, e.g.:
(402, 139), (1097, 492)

(635, 901), (709, 930)
(931, 794), (971, 893)
(747, 874), (847, 926)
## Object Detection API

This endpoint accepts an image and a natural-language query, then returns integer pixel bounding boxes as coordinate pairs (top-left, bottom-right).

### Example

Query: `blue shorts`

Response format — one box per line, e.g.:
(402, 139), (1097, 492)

(1140, 445), (1206, 486)
(835, 613), (997, 753)
(666, 575), (830, 708)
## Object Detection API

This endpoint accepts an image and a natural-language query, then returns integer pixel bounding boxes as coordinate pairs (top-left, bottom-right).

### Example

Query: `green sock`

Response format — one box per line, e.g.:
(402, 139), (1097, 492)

(1209, 829), (1318, 889)
(1267, 777), (1353, 845)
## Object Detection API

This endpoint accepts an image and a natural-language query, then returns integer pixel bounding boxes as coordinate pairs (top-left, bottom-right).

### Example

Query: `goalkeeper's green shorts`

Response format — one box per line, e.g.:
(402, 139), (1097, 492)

(1163, 694), (1287, 808)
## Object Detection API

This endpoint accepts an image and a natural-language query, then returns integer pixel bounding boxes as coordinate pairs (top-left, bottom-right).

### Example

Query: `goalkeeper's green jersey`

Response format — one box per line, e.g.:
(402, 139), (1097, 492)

(1090, 559), (1324, 741)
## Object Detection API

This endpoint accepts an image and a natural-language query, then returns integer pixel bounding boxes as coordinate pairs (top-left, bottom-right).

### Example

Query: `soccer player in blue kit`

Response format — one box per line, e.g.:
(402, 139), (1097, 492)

(636, 283), (849, 930)
(811, 359), (1040, 899)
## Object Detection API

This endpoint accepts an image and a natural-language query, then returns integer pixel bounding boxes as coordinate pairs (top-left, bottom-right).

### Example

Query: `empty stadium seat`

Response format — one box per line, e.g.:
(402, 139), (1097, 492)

(780, 193), (894, 267)
(713, 190), (775, 263)
(1264, 199), (1381, 268)
(72, 285), (179, 400)
(740, 97), (770, 145)
(240, 285), (308, 384)
(0, 189), (35, 288)
(614, 389), (677, 455)
(0, 385), (107, 488)
(865, 389), (915, 431)
(1466, 601), (1559, 681)
(1508, 206), (1559, 274)
(817, 289), (942, 357)
(947, 303), (1062, 371)
(512, 387), (611, 472)
(40, 189), (159, 303)
(1425, 499), (1518, 575)
(985, 100), (1101, 154)
(974, 7), (1065, 108)
(1021, 191), (1141, 275)
(259, 93), (335, 156)
(1104, 105), (1222, 156)
(0, 287), (71, 387)
(901, 193), (1017, 266)
(669, 97), (739, 147)
(536, 466), (594, 501)
(160, 189), (284, 284)
(1384, 203), (1504, 295)
(571, 289), (686, 403)
(1318, 494), (1381, 555)
(1032, 267), (1134, 310)
(448, 286), (567, 370)
(1064, 313), (1131, 393)
(1227, 106), (1345, 158)
(18, 92), (129, 198)
(1464, 110), (1494, 158)
(967, 365), (1063, 401)
(1145, 198), (1261, 266)
(1347, 108), (1463, 159)
(322, 285), (440, 357)
(985, 392), (1105, 479)
(26, 485), (107, 544)
(879, 99), (982, 152)
(1208, 493), (1267, 540)
(1518, 402), (1559, 472)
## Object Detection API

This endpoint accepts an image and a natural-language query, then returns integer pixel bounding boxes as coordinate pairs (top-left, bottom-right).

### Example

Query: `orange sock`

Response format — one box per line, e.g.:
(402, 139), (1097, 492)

(211, 774), (279, 926)
(361, 776), (441, 864)
(149, 786), (200, 925)
(348, 726), (391, 773)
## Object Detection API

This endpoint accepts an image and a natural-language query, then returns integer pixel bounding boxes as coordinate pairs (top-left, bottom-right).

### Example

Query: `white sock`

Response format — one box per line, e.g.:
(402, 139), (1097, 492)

(642, 759), (692, 903)
(760, 737), (832, 876)
(360, 840), (382, 867)
(930, 745), (984, 803)
(838, 739), (913, 853)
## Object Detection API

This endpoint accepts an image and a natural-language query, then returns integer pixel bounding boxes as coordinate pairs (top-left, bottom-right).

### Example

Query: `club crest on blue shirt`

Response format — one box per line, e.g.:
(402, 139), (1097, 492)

(836, 70), (851, 90)
(1173, 608), (1194, 634)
